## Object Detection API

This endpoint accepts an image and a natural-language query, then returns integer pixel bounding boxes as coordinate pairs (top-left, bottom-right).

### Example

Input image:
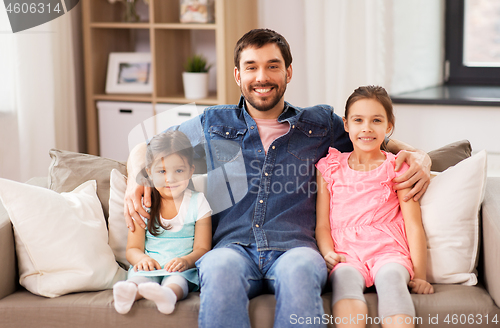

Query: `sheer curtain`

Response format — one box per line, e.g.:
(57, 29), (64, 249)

(303, 0), (445, 116)
(0, 4), (82, 182)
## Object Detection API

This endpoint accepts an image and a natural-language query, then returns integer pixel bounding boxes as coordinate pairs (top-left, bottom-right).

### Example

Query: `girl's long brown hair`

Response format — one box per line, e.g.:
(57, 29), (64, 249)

(145, 130), (194, 236)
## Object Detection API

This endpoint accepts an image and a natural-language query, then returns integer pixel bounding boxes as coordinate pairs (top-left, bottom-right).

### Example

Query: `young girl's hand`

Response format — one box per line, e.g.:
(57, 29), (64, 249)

(323, 251), (346, 272)
(164, 257), (190, 272)
(409, 278), (434, 294)
(133, 257), (162, 272)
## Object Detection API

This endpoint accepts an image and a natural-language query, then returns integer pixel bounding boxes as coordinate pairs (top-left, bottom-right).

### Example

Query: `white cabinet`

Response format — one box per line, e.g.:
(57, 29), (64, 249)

(97, 101), (207, 161)
(155, 103), (207, 134)
(97, 101), (154, 161)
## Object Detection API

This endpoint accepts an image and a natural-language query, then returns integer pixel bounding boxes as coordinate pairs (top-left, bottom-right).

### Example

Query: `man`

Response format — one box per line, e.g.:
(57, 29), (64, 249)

(124, 29), (431, 328)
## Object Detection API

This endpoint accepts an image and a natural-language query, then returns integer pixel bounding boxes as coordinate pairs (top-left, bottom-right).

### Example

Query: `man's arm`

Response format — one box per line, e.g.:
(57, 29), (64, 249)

(328, 109), (430, 201)
(386, 138), (432, 202)
(124, 142), (151, 232)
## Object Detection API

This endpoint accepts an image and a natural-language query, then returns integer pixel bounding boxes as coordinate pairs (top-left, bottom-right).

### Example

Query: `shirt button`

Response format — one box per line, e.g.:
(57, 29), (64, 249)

(258, 149), (262, 153)
(309, 130), (312, 134)
(272, 146), (276, 150)
(292, 125), (295, 128)
(226, 132), (229, 135)
(255, 224), (259, 228)
(265, 172), (268, 176)
(259, 200), (263, 203)
(250, 126), (255, 129)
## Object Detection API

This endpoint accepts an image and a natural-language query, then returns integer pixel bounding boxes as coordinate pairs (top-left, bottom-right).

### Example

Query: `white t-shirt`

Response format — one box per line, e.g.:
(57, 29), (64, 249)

(159, 189), (212, 232)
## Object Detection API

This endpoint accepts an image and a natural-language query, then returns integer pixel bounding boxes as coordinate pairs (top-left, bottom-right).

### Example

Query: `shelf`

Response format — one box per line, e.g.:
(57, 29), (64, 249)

(90, 22), (151, 29)
(93, 94), (218, 106)
(93, 94), (153, 102)
(156, 93), (218, 106)
(89, 23), (216, 30)
(153, 23), (216, 30)
(82, 0), (258, 155)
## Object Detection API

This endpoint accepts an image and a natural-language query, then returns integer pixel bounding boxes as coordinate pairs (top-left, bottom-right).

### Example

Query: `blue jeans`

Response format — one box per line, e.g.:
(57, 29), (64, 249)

(196, 244), (327, 328)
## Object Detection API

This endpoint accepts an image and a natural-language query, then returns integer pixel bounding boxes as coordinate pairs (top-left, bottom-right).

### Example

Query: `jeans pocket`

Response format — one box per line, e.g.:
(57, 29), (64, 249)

(209, 125), (247, 162)
(287, 121), (327, 161)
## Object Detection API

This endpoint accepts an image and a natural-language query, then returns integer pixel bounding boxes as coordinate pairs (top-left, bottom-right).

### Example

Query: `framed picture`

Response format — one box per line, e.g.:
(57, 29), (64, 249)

(180, 0), (214, 23)
(105, 53), (153, 94)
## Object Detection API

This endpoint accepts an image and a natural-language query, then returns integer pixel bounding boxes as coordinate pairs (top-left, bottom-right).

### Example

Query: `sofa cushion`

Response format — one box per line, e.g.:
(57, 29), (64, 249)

(48, 149), (127, 219)
(0, 179), (126, 298)
(420, 150), (487, 285)
(428, 140), (472, 172)
(1, 286), (498, 328)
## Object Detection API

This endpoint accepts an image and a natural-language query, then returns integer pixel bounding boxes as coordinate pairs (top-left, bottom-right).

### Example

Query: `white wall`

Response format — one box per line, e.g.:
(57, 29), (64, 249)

(392, 104), (500, 176)
(258, 0), (309, 107)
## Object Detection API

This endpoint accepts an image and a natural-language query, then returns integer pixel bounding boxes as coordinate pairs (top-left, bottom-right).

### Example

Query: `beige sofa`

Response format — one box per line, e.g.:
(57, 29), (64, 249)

(1, 144), (500, 328)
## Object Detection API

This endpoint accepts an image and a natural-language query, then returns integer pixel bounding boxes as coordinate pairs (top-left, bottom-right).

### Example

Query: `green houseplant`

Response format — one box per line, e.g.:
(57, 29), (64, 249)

(184, 54), (212, 73)
(182, 54), (212, 99)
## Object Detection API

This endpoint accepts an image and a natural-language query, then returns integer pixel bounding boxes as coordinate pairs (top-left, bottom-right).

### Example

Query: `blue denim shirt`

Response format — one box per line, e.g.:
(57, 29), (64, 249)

(178, 97), (352, 251)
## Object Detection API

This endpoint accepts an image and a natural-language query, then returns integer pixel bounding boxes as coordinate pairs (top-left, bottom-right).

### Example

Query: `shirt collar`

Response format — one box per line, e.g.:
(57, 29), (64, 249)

(237, 95), (299, 123)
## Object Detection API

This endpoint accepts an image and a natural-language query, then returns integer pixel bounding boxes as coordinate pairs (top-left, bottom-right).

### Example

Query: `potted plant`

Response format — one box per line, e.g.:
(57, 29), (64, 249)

(182, 54), (212, 100)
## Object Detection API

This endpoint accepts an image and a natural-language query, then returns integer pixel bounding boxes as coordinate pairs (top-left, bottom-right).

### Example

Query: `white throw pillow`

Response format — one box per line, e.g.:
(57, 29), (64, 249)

(108, 169), (130, 267)
(420, 150), (487, 285)
(0, 179), (126, 298)
(107, 169), (208, 268)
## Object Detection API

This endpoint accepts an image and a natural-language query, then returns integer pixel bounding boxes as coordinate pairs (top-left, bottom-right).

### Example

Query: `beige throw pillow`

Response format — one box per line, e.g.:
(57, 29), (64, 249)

(421, 150), (487, 285)
(48, 149), (127, 219)
(428, 140), (472, 172)
(0, 179), (126, 298)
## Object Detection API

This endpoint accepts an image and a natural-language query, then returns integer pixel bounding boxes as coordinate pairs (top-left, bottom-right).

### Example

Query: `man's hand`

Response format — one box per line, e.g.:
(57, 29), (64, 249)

(408, 278), (434, 294)
(124, 175), (151, 232)
(393, 150), (431, 202)
(323, 251), (346, 272)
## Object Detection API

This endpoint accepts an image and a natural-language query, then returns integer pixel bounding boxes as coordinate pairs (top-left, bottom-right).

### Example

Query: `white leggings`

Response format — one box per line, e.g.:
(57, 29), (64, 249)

(331, 263), (415, 318)
(128, 275), (189, 300)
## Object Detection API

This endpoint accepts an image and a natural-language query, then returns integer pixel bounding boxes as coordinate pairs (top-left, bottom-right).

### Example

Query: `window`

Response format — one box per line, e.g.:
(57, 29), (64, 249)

(445, 0), (500, 85)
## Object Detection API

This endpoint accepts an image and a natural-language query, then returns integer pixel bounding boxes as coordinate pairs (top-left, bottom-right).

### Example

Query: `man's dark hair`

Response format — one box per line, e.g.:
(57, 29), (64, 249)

(234, 28), (292, 70)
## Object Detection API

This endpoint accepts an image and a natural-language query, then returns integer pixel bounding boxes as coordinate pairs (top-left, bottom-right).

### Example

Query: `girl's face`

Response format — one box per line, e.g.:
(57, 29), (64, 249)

(148, 153), (194, 200)
(343, 98), (393, 154)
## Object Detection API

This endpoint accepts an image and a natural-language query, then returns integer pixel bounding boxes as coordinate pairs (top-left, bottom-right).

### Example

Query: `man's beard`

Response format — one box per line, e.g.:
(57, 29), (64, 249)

(240, 79), (287, 112)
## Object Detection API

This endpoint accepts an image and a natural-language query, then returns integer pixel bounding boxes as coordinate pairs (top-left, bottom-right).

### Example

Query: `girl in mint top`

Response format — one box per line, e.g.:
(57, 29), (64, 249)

(316, 86), (433, 327)
(113, 131), (212, 315)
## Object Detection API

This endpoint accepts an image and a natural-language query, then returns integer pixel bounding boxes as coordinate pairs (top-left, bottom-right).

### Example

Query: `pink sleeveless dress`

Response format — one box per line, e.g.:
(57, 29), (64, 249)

(316, 148), (414, 287)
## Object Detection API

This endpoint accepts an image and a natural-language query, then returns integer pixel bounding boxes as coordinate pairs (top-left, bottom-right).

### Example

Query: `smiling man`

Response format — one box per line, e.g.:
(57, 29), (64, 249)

(124, 29), (431, 328)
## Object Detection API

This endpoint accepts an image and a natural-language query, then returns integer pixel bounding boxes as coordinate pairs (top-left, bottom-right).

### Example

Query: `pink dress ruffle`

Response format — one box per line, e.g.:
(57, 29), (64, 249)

(316, 148), (414, 287)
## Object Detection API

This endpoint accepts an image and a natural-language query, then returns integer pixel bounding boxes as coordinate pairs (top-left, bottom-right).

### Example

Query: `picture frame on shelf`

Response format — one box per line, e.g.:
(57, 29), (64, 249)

(179, 0), (215, 23)
(105, 53), (153, 94)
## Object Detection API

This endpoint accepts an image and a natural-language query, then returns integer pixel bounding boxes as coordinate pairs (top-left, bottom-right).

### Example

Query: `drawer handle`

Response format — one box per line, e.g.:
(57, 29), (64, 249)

(119, 109), (133, 114)
(178, 112), (191, 117)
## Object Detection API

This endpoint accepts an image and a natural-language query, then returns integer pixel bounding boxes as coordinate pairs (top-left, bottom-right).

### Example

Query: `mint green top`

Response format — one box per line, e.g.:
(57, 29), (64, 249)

(127, 190), (211, 290)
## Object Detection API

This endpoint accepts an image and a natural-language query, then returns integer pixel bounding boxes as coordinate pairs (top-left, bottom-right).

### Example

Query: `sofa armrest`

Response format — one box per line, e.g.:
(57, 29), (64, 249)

(0, 201), (17, 300)
(482, 177), (500, 307)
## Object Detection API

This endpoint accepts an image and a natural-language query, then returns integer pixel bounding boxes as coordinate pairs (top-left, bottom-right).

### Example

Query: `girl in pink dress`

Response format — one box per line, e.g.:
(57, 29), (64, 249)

(316, 86), (433, 328)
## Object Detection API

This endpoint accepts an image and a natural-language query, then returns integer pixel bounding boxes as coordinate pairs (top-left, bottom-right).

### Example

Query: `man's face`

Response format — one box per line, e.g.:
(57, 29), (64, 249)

(234, 43), (292, 119)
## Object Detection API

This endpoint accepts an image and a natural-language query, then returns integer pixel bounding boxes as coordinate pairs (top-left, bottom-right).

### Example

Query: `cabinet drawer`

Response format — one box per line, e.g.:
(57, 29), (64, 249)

(97, 101), (154, 161)
(155, 103), (207, 134)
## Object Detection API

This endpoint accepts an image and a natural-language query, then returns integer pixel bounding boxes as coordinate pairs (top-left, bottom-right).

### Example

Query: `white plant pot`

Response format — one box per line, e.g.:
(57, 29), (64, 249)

(182, 72), (209, 100)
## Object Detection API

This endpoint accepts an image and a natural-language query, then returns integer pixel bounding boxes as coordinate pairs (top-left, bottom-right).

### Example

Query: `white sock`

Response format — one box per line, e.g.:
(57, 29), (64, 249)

(113, 281), (138, 314)
(138, 282), (177, 314)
